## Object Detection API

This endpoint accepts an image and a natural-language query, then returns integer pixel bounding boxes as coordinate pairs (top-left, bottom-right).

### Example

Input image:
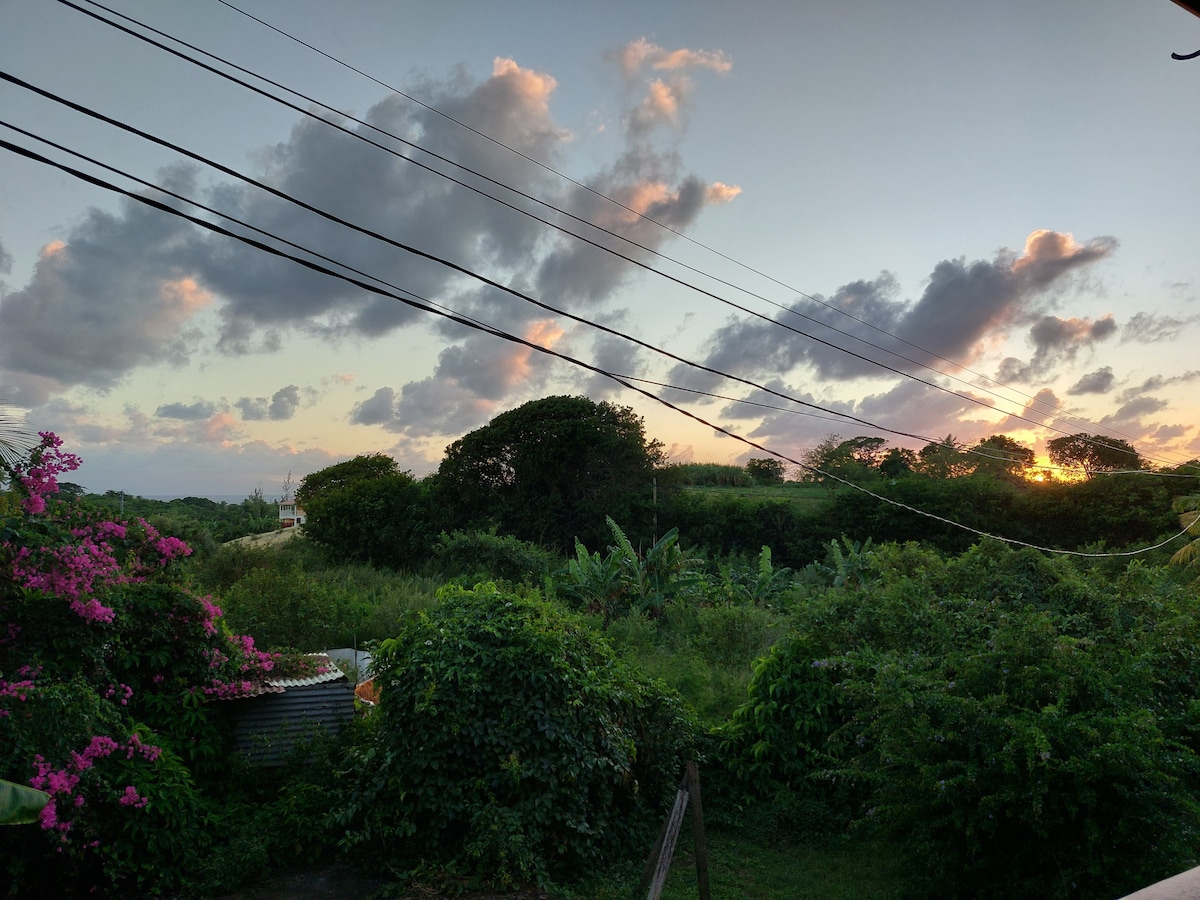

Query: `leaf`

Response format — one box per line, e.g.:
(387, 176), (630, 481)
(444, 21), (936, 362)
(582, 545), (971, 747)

(0, 778), (49, 826)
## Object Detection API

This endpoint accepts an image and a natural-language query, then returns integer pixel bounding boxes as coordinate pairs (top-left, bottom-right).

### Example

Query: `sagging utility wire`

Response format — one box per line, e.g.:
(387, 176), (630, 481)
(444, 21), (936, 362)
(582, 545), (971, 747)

(3, 131), (1194, 559)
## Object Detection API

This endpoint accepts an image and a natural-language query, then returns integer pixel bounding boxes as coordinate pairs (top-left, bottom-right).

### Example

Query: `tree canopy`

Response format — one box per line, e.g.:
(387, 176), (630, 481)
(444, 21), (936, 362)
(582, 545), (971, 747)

(433, 396), (663, 551)
(1047, 433), (1143, 478)
(294, 453), (399, 509)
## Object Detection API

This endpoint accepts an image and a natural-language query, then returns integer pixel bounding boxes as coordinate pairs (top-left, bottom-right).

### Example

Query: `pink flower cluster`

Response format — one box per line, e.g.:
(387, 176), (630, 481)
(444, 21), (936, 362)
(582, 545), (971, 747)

(102, 683), (134, 706)
(6, 460), (192, 623)
(0, 677), (34, 717)
(11, 432), (81, 515)
(30, 733), (161, 840)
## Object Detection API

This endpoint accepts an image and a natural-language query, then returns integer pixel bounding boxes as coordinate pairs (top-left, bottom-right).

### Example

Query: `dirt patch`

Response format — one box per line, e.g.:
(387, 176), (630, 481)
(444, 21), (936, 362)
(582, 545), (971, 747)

(225, 527), (303, 549)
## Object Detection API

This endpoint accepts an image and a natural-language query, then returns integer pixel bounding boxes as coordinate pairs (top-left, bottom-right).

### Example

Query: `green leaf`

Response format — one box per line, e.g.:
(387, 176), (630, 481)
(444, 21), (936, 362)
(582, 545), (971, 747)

(0, 778), (49, 826)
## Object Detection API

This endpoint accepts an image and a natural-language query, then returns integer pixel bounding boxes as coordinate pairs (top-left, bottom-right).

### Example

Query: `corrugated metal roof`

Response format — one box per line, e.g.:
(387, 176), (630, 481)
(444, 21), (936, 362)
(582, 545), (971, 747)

(266, 654), (347, 689)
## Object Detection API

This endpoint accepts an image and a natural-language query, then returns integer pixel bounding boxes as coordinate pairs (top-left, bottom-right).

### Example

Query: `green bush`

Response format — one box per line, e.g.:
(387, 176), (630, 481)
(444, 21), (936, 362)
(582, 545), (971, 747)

(337, 583), (697, 888)
(719, 540), (1200, 898)
(432, 529), (560, 584)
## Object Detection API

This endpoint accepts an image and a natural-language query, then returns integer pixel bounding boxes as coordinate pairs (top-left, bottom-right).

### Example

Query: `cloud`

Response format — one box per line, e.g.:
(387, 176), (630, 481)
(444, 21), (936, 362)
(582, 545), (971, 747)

(996, 314), (1117, 383)
(2, 47), (737, 439)
(1118, 370), (1200, 403)
(1066, 366), (1114, 395)
(0, 170), (215, 405)
(0, 232), (12, 275)
(1099, 396), (1170, 429)
(617, 38), (732, 78)
(665, 231), (1116, 396)
(736, 378), (996, 459)
(989, 388), (1064, 434)
(268, 384), (301, 420)
(156, 400), (218, 420)
(349, 386), (396, 427)
(1121, 311), (1198, 344)
(236, 384), (303, 421)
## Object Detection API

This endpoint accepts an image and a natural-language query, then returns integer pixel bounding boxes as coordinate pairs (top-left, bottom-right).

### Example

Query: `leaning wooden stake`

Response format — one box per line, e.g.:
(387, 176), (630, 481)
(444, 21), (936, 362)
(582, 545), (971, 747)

(685, 761), (711, 900)
(641, 762), (711, 900)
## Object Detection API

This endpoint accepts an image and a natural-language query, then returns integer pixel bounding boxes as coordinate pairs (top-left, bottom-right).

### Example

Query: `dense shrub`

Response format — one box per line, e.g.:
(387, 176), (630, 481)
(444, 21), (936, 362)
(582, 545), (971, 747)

(720, 540), (1200, 898)
(337, 583), (697, 888)
(431, 529), (560, 584)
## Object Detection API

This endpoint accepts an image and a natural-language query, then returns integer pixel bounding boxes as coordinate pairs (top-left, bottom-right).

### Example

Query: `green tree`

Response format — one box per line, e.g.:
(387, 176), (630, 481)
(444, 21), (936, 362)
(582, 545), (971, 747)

(878, 446), (918, 478)
(917, 434), (972, 478)
(971, 434), (1035, 482)
(294, 453), (399, 509)
(303, 472), (431, 569)
(1046, 432), (1143, 478)
(801, 435), (886, 487)
(745, 457), (786, 485)
(433, 395), (663, 552)
(340, 584), (695, 886)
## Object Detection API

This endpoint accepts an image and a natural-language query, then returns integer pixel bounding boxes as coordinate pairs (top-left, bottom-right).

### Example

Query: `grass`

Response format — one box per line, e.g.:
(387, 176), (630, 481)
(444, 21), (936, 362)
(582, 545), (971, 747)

(681, 483), (829, 508)
(567, 829), (903, 899)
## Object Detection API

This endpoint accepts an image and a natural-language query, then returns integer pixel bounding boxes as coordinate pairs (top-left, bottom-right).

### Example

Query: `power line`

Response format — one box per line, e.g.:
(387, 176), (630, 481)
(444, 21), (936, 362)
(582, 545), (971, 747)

(3, 132), (1191, 559)
(54, 0), (1192, 470)
(200, 0), (1192, 467)
(10, 65), (1175, 477)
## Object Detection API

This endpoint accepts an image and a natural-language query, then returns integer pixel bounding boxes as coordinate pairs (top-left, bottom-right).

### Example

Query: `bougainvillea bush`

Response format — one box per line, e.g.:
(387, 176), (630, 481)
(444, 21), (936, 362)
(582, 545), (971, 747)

(0, 433), (310, 896)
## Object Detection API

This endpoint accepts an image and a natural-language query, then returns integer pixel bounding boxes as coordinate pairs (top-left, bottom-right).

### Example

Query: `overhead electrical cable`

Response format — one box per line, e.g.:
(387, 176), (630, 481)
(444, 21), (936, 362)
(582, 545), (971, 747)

(5, 69), (1155, 466)
(54, 0), (1189, 470)
(0, 111), (982, 459)
(8, 105), (1163, 485)
(200, 0), (1188, 467)
(3, 132), (1192, 559)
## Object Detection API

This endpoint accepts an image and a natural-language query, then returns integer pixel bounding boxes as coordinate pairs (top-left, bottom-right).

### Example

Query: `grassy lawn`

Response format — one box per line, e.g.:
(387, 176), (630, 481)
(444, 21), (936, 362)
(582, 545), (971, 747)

(681, 483), (830, 508)
(570, 830), (903, 900)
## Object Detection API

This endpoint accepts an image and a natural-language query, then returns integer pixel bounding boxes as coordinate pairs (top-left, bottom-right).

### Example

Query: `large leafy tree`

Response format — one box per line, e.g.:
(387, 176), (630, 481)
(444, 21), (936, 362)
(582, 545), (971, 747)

(433, 396), (663, 551)
(971, 434), (1035, 482)
(294, 452), (399, 509)
(303, 472), (431, 569)
(801, 435), (886, 486)
(1046, 432), (1143, 478)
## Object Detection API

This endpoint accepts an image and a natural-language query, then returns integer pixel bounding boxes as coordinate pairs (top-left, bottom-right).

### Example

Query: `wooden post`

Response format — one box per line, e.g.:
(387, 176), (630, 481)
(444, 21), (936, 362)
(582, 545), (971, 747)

(641, 762), (712, 900)
(685, 761), (711, 900)
(644, 783), (689, 899)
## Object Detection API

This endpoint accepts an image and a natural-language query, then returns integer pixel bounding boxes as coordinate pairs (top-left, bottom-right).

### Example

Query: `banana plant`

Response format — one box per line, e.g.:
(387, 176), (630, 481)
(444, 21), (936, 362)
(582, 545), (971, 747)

(1, 778), (49, 826)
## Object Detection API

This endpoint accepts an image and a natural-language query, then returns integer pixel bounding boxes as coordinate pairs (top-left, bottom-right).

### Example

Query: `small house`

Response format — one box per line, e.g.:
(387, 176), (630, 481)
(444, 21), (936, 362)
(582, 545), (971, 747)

(278, 500), (306, 528)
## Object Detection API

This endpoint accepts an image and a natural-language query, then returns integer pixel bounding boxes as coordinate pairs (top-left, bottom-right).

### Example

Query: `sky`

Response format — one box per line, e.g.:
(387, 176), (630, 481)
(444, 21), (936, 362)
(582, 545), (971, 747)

(1, 0), (1199, 499)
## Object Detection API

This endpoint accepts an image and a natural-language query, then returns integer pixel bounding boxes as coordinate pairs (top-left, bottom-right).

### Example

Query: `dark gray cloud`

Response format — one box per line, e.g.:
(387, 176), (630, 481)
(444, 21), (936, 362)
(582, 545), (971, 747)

(0, 233), (12, 275)
(237, 384), (303, 421)
(268, 385), (301, 420)
(1067, 366), (1114, 395)
(1099, 396), (1170, 429)
(236, 397), (270, 421)
(1120, 311), (1198, 344)
(1118, 370), (1200, 403)
(0, 55), (736, 423)
(349, 387), (396, 427)
(665, 232), (1116, 394)
(995, 314), (1117, 384)
(0, 166), (210, 405)
(155, 400), (218, 420)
